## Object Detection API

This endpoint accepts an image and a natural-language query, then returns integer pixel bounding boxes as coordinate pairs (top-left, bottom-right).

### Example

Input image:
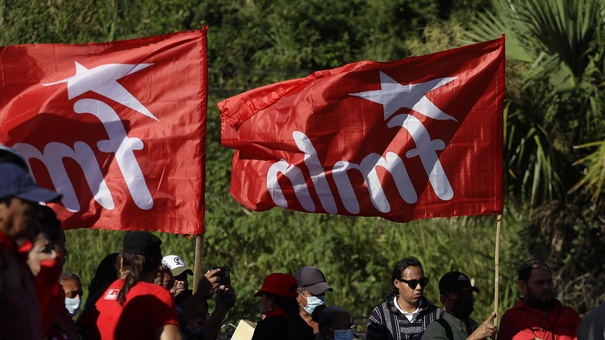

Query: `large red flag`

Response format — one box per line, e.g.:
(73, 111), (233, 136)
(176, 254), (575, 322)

(220, 37), (504, 222)
(0, 29), (207, 234)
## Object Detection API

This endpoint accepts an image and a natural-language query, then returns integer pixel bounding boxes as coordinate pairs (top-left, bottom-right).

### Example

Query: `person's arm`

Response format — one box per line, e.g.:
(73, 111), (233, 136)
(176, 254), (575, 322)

(421, 320), (451, 340)
(154, 324), (183, 340)
(366, 308), (388, 340)
(577, 314), (597, 340)
(202, 285), (236, 340)
(180, 268), (221, 326)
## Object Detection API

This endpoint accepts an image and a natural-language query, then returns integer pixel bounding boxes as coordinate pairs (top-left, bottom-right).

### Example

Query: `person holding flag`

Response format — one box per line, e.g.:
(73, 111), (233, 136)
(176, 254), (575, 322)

(422, 271), (497, 340)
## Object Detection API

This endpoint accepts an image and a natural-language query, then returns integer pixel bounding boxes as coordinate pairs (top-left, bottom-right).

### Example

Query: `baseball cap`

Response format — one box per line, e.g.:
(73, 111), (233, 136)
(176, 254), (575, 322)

(123, 231), (162, 259)
(0, 144), (29, 170)
(162, 255), (193, 277)
(439, 271), (480, 295)
(254, 273), (298, 298)
(294, 266), (333, 295)
(0, 163), (62, 203)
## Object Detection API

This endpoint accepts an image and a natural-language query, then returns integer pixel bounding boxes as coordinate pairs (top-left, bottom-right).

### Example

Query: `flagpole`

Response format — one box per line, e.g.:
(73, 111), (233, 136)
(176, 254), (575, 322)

(192, 234), (205, 293)
(494, 213), (502, 325)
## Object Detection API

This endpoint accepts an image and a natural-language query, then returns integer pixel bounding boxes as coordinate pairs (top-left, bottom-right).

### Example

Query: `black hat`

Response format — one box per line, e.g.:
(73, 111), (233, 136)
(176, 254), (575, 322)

(439, 271), (479, 295)
(123, 231), (162, 259)
(294, 266), (333, 296)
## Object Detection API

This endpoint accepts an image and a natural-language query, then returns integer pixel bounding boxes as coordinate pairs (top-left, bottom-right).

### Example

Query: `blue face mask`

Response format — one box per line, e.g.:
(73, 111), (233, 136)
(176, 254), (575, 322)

(299, 293), (325, 315)
(65, 297), (81, 316)
(331, 329), (353, 340)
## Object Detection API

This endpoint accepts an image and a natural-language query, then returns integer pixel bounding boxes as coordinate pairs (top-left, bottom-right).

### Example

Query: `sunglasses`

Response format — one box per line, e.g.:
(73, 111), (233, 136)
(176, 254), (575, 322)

(398, 277), (429, 289)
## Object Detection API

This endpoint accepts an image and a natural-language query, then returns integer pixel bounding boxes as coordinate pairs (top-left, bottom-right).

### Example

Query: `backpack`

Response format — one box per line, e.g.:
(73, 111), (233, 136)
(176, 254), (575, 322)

(435, 318), (454, 340)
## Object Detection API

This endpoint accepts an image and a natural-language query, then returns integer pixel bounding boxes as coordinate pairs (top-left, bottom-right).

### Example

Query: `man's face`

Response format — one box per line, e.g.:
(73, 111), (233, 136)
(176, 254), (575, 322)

(154, 269), (175, 291)
(62, 277), (84, 300)
(0, 197), (43, 245)
(260, 293), (273, 315)
(521, 266), (554, 310)
(297, 288), (313, 308)
(441, 289), (475, 319)
(162, 270), (175, 291)
(172, 272), (189, 296)
(393, 265), (425, 308)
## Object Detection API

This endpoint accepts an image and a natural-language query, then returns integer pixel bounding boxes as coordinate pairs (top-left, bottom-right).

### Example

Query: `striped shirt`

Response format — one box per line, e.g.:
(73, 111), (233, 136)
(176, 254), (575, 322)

(367, 296), (443, 340)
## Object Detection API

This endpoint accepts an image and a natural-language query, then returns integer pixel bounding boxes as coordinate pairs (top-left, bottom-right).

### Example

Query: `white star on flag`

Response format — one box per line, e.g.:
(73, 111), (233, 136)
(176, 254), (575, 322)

(44, 61), (158, 121)
(350, 71), (457, 122)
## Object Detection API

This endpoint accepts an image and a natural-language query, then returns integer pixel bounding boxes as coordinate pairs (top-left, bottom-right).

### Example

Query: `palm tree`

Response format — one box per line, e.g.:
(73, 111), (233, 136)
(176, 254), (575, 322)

(466, 0), (605, 312)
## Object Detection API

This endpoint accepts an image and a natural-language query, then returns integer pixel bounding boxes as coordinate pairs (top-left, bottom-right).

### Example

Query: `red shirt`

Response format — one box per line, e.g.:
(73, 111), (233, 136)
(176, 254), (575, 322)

(93, 278), (179, 340)
(499, 298), (581, 340)
(36, 255), (65, 336)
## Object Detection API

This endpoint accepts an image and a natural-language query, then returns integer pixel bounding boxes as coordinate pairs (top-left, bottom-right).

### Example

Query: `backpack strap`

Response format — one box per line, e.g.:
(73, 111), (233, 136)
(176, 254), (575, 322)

(436, 318), (454, 340)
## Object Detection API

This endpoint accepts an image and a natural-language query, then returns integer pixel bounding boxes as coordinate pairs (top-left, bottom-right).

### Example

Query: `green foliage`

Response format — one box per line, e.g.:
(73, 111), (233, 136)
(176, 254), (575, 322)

(466, 0), (605, 313)
(0, 0), (193, 45)
(6, 0), (602, 328)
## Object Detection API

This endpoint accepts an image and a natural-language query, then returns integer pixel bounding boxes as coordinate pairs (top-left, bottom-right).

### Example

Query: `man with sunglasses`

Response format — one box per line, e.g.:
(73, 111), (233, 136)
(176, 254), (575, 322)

(367, 257), (443, 340)
(422, 271), (497, 340)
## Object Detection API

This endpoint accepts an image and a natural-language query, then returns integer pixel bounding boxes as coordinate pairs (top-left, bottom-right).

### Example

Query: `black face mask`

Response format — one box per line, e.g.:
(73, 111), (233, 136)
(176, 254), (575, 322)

(451, 297), (474, 320)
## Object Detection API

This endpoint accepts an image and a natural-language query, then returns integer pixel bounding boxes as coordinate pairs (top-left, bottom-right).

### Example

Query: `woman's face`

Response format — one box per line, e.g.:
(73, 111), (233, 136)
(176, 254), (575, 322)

(261, 293), (273, 314)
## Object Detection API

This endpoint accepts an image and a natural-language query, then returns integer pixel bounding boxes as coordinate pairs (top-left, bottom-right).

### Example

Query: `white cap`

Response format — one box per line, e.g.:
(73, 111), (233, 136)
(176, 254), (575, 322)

(162, 255), (193, 277)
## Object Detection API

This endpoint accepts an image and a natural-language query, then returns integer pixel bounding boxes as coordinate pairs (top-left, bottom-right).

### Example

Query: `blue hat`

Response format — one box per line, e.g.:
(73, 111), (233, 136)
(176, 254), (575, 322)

(0, 144), (29, 171)
(0, 163), (62, 203)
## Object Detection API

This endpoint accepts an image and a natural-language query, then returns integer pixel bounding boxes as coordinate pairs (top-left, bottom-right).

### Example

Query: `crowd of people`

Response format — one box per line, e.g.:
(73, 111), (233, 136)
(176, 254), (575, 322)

(1, 144), (604, 340)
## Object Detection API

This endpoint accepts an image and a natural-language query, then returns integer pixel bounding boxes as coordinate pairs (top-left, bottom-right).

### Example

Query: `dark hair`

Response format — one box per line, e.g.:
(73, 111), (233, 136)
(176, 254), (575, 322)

(59, 271), (81, 285)
(392, 257), (423, 281)
(118, 252), (143, 305)
(117, 250), (162, 305)
(40, 206), (62, 243)
(265, 293), (303, 340)
(0, 197), (12, 206)
(312, 305), (350, 328)
(271, 294), (300, 317)
(519, 260), (551, 283)
(87, 252), (120, 300)
(389, 257), (423, 297)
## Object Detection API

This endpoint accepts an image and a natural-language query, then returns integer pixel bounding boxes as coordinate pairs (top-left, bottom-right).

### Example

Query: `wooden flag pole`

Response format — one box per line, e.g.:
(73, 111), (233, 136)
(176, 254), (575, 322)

(494, 213), (502, 325)
(192, 233), (205, 293)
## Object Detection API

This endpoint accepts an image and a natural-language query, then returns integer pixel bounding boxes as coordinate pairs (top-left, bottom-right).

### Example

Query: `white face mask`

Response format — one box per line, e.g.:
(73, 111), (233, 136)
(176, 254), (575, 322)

(300, 293), (325, 315)
(65, 297), (81, 316)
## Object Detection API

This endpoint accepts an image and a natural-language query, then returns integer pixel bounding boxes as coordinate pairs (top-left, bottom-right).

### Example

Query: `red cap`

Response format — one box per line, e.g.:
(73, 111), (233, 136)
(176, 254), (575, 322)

(254, 273), (298, 298)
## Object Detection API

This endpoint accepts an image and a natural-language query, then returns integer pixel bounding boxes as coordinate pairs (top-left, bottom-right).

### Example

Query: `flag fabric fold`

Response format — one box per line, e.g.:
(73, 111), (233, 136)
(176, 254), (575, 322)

(0, 29), (207, 234)
(220, 37), (505, 222)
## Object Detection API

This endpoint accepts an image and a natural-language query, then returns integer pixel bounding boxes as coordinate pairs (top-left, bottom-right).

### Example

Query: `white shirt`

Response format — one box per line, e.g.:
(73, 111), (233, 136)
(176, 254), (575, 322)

(393, 296), (423, 322)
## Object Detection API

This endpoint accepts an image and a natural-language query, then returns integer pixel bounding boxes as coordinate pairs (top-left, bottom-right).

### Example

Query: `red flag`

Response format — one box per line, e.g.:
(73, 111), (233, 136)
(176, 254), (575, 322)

(0, 29), (207, 234)
(220, 37), (504, 222)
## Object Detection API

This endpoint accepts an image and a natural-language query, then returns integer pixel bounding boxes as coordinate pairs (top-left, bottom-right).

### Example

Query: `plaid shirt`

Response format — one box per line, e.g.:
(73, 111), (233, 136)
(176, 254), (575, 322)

(367, 296), (443, 340)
